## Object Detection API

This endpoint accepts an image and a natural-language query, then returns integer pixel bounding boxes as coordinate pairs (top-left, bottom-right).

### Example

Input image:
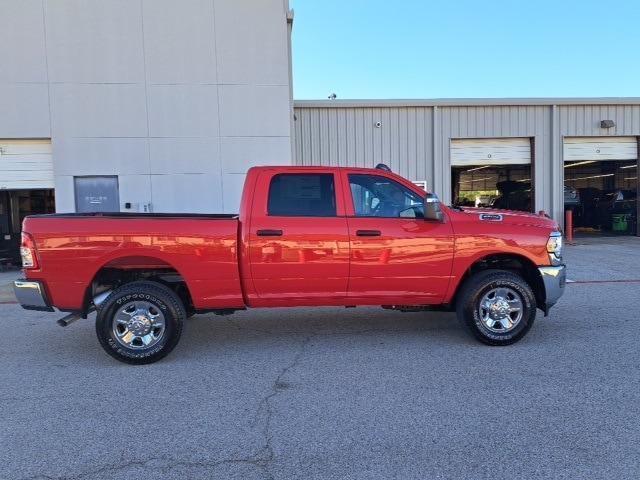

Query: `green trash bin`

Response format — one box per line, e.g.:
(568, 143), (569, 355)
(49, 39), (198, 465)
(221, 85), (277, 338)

(611, 213), (629, 233)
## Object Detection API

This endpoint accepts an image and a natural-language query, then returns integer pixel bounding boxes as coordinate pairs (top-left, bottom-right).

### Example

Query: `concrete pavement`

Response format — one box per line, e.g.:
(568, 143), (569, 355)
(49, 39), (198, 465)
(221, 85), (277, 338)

(0, 269), (19, 303)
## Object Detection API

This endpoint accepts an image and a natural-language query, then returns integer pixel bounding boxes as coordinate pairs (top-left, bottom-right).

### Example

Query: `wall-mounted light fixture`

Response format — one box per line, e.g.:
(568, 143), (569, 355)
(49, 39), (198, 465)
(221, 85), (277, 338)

(600, 120), (615, 128)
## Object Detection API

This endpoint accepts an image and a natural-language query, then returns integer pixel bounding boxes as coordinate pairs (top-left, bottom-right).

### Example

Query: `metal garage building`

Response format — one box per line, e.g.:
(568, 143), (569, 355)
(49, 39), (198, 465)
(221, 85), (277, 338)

(293, 98), (640, 235)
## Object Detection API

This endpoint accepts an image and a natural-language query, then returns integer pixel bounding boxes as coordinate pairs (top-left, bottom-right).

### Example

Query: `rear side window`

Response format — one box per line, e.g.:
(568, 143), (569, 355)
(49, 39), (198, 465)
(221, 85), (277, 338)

(267, 174), (337, 217)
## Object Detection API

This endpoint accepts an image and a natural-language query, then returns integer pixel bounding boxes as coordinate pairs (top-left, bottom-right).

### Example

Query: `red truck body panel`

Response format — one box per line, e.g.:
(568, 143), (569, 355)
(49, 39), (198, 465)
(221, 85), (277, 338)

(23, 216), (244, 310)
(442, 208), (552, 303)
(23, 166), (559, 312)
(243, 167), (351, 303)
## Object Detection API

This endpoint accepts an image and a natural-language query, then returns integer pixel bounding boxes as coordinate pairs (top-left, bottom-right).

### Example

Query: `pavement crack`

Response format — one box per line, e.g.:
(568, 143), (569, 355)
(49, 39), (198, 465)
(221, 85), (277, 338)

(20, 456), (272, 480)
(251, 333), (315, 476)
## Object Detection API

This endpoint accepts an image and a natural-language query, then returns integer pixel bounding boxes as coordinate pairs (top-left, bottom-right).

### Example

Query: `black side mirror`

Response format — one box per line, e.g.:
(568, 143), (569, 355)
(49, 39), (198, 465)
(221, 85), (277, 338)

(424, 193), (445, 222)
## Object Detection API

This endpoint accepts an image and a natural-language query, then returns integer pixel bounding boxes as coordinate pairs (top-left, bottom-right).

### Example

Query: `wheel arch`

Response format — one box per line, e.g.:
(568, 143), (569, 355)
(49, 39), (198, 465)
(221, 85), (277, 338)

(449, 253), (545, 311)
(83, 255), (194, 316)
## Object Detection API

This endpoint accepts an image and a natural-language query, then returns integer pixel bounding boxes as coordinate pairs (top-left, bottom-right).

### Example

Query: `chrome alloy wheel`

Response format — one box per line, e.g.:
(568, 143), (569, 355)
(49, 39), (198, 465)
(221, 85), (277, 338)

(478, 287), (524, 333)
(112, 301), (166, 349)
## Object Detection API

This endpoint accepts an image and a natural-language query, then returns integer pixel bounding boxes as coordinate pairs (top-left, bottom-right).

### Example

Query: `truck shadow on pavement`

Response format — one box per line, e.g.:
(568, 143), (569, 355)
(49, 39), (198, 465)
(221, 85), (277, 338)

(178, 307), (475, 357)
(173, 304), (568, 366)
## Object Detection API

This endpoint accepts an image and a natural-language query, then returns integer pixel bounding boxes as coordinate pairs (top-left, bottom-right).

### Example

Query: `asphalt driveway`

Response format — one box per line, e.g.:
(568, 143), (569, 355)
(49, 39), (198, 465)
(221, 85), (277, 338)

(2, 238), (640, 479)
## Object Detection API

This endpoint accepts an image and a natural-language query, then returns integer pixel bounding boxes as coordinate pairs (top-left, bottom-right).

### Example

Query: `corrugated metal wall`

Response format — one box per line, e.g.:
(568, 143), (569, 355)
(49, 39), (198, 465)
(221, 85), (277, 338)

(559, 105), (640, 136)
(293, 102), (640, 223)
(437, 105), (551, 213)
(294, 107), (433, 182)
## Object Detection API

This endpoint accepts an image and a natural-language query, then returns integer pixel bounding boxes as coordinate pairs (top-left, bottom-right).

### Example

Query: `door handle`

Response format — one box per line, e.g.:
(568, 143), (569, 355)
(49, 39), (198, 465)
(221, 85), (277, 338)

(356, 229), (381, 237)
(257, 229), (283, 237)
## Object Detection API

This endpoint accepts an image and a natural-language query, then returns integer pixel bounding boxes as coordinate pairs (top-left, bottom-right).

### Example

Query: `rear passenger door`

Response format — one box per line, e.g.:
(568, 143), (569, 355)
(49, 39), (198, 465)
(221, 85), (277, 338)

(248, 170), (350, 301)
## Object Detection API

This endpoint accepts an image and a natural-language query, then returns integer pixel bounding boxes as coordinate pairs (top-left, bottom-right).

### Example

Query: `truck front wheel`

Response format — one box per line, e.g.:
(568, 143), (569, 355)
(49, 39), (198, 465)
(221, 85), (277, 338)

(456, 269), (536, 346)
(95, 281), (185, 364)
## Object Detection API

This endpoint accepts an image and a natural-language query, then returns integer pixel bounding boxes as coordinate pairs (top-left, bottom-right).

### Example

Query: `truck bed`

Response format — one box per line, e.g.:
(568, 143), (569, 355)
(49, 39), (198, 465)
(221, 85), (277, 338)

(23, 213), (244, 311)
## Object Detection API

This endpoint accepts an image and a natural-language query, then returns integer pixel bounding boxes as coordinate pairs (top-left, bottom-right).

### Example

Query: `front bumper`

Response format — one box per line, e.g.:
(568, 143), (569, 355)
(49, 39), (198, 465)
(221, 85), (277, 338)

(538, 265), (566, 314)
(13, 279), (54, 312)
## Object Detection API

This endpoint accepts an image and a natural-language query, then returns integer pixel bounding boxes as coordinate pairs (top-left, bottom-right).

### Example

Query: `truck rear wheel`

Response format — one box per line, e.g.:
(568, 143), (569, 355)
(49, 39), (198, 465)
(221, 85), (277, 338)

(95, 281), (185, 364)
(456, 269), (536, 346)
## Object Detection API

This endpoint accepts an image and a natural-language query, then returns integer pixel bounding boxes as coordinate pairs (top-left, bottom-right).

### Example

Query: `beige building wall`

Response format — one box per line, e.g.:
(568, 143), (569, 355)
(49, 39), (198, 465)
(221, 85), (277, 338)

(0, 0), (294, 213)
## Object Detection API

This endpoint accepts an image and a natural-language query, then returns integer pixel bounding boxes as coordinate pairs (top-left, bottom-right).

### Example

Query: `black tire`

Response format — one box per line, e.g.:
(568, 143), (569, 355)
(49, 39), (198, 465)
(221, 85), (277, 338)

(95, 281), (185, 364)
(456, 269), (536, 346)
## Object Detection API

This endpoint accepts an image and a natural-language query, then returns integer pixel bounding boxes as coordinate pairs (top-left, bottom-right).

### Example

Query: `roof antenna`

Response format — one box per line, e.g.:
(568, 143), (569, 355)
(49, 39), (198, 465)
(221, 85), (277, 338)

(375, 163), (392, 172)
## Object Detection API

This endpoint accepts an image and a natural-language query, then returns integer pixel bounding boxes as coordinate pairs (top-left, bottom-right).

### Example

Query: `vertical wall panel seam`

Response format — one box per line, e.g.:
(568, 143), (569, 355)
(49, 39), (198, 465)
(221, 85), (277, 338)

(211, 0), (225, 210)
(40, 0), (53, 140)
(40, 0), (56, 208)
(139, 0), (153, 210)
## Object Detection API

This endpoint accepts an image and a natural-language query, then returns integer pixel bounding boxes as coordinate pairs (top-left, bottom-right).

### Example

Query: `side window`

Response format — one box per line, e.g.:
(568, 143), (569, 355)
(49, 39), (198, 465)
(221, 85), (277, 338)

(349, 174), (424, 218)
(268, 174), (337, 217)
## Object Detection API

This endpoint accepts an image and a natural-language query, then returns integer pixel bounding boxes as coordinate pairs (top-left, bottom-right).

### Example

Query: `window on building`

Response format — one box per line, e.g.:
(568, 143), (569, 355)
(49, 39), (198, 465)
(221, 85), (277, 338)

(267, 174), (337, 217)
(349, 174), (424, 218)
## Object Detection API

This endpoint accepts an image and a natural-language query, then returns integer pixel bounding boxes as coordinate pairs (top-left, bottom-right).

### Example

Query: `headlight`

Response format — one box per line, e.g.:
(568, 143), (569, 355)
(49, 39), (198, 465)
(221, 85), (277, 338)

(546, 231), (563, 261)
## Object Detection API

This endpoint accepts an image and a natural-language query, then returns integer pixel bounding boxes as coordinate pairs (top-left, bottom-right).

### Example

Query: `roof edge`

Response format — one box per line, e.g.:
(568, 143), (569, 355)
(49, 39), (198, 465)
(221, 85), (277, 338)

(294, 97), (640, 108)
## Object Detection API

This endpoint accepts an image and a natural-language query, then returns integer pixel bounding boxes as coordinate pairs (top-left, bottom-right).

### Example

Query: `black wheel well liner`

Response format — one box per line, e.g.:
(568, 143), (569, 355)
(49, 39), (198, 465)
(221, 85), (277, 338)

(452, 254), (545, 310)
(84, 262), (194, 316)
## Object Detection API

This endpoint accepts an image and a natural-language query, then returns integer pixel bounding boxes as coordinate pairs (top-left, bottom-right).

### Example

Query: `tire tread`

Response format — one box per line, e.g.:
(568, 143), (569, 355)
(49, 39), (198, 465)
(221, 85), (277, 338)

(456, 269), (536, 346)
(95, 280), (185, 364)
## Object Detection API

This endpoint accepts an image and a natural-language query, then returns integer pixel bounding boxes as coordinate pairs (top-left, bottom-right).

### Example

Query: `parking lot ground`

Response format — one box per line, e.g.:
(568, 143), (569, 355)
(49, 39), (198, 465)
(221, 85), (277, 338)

(2, 239), (640, 480)
(0, 270), (19, 304)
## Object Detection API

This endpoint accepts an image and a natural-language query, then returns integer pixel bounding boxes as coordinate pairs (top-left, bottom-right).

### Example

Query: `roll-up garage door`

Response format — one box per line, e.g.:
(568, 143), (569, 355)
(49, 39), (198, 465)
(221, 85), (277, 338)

(563, 137), (638, 162)
(450, 138), (531, 167)
(0, 139), (53, 190)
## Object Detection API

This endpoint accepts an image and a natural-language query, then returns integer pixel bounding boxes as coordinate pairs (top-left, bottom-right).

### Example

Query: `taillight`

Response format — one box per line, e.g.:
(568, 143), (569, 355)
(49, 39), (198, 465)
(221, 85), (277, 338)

(20, 232), (38, 269)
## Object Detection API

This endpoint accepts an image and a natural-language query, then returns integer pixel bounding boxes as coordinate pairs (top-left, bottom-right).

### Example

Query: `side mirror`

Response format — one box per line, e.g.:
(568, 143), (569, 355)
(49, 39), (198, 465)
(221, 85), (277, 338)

(424, 193), (445, 222)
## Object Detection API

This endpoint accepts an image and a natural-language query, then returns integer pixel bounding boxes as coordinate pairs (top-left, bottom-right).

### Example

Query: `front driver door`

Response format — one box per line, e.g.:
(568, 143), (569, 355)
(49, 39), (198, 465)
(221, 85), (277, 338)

(343, 172), (454, 303)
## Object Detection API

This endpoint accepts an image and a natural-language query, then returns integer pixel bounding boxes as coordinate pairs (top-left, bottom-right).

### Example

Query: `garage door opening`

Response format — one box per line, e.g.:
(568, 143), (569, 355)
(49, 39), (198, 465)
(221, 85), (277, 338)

(0, 139), (55, 265)
(564, 137), (638, 236)
(450, 138), (533, 212)
(0, 190), (55, 266)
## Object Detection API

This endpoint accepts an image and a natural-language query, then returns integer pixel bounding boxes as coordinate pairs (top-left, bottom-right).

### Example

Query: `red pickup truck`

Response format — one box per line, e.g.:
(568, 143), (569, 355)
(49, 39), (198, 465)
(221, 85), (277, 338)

(14, 165), (565, 364)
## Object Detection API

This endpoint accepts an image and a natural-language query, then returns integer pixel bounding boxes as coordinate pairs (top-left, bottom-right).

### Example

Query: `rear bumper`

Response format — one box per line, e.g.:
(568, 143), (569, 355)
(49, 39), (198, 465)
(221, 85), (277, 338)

(538, 265), (566, 314)
(13, 279), (55, 312)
